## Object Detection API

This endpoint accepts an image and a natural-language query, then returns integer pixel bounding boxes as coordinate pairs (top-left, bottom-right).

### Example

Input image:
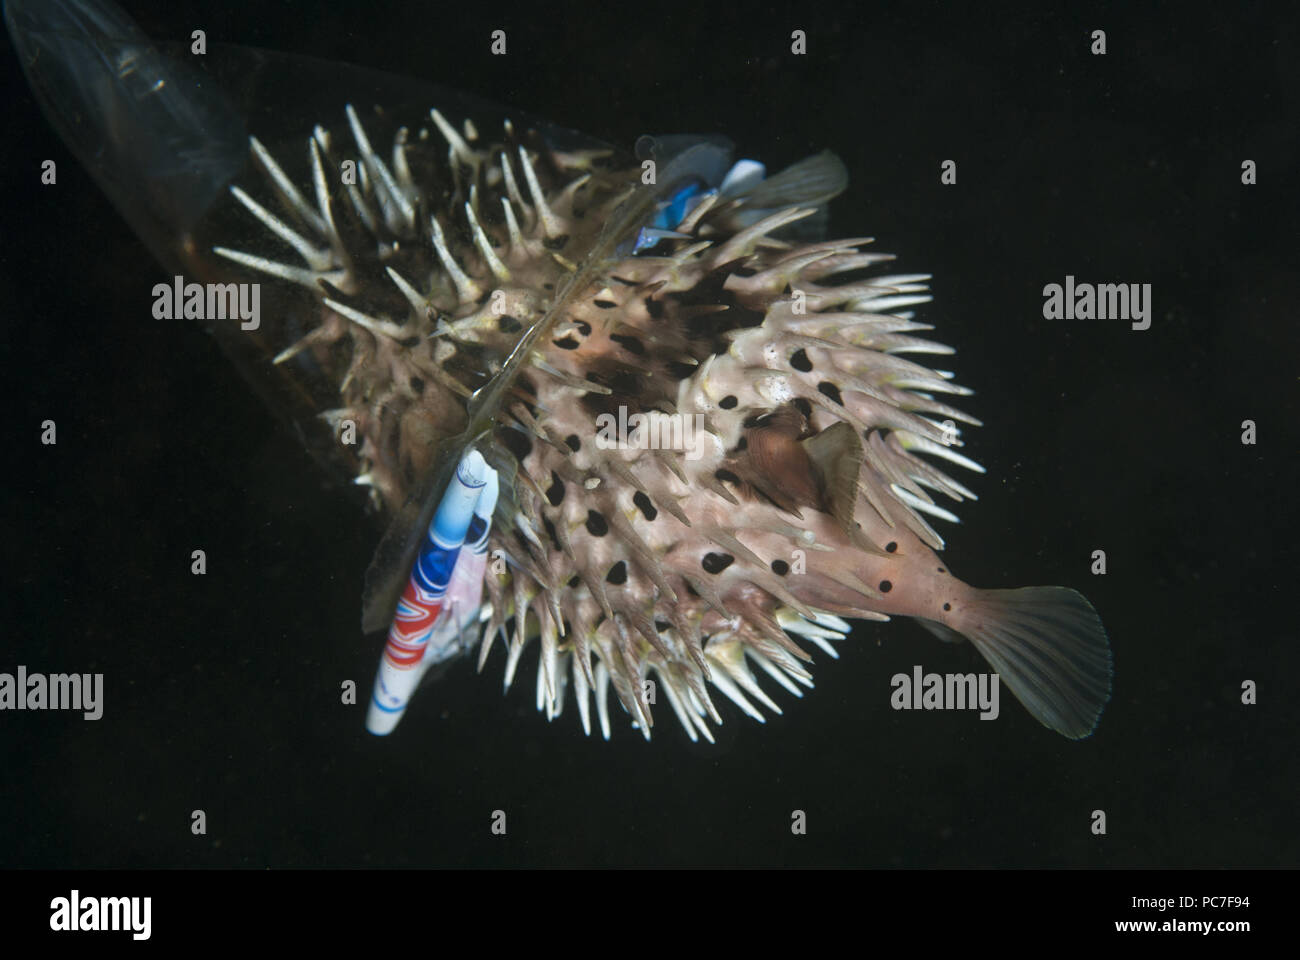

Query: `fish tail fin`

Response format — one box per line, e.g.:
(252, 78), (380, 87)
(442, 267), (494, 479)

(956, 586), (1112, 739)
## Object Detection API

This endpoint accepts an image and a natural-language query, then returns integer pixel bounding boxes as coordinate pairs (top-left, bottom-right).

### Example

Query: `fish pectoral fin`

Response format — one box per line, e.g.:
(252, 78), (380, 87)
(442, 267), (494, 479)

(803, 422), (869, 540)
(958, 586), (1112, 740)
(914, 617), (965, 644)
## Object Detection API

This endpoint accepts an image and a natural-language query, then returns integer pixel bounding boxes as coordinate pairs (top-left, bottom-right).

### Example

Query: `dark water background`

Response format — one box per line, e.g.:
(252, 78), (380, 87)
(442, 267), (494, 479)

(2, 0), (1297, 867)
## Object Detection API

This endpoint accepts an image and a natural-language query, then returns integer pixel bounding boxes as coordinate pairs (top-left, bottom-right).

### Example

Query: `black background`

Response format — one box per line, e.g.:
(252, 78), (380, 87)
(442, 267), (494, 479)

(2, 0), (1297, 869)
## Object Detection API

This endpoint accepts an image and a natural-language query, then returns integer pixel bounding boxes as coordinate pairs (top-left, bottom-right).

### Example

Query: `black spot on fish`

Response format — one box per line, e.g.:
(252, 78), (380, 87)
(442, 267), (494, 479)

(879, 580), (892, 593)
(546, 472), (565, 507)
(605, 561), (628, 585)
(937, 567), (946, 574)
(943, 602), (952, 611)
(568, 575), (580, 588)
(593, 299), (618, 309)
(715, 468), (740, 485)
(790, 348), (812, 372)
(645, 297), (664, 319)
(554, 336), (580, 350)
(497, 314), (522, 333)
(818, 381), (844, 406)
(771, 559), (790, 576)
(885, 541), (898, 553)
(409, 375), (425, 396)
(575, 320), (592, 336)
(633, 491), (657, 522)
(586, 510), (609, 537)
(564, 434), (581, 452)
(702, 552), (734, 574)
(719, 395), (738, 409)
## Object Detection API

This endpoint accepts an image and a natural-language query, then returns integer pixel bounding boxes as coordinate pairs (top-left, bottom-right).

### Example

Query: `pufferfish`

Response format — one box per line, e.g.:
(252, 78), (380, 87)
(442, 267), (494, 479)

(8, 0), (1111, 742)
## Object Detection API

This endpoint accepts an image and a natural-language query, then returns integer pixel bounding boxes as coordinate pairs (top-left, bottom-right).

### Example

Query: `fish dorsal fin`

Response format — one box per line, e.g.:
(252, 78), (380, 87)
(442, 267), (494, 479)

(731, 150), (848, 211)
(722, 150), (848, 240)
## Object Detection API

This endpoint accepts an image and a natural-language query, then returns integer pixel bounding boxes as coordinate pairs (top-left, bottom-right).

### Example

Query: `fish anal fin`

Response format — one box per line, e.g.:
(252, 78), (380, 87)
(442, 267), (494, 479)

(915, 616), (965, 644)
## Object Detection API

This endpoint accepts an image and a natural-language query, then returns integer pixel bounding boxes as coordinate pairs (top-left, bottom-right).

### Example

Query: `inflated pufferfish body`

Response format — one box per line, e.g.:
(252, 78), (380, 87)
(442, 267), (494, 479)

(227, 116), (1109, 742)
